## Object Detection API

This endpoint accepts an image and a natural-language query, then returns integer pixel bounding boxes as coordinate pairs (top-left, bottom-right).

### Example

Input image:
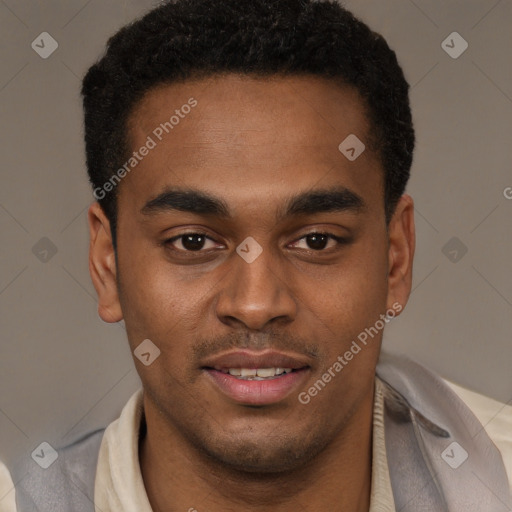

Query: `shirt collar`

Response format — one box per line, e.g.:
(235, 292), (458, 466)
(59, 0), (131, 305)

(94, 380), (395, 511)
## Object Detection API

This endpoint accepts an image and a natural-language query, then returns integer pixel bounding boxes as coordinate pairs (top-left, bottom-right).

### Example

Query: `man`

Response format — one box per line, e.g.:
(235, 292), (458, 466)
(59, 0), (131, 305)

(1, 0), (511, 510)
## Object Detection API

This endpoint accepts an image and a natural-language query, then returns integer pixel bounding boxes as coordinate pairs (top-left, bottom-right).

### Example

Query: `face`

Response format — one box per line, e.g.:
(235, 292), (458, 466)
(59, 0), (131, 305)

(88, 73), (414, 473)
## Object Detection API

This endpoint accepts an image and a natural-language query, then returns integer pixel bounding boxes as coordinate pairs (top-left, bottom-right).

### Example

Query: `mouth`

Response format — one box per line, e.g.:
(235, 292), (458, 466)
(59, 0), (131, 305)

(211, 366), (295, 380)
(201, 350), (311, 405)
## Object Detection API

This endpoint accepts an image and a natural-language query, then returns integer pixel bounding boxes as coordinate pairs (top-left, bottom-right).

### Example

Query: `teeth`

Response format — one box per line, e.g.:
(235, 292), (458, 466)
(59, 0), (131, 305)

(220, 367), (294, 379)
(256, 368), (276, 378)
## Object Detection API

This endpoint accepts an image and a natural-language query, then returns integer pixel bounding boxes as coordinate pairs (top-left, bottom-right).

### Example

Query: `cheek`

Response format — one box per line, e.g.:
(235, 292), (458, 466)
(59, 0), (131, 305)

(117, 260), (199, 394)
(305, 239), (388, 333)
(116, 248), (197, 350)
(301, 263), (387, 415)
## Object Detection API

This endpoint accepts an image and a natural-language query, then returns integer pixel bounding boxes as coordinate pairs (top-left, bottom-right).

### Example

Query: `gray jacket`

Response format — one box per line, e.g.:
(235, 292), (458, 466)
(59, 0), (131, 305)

(10, 352), (512, 511)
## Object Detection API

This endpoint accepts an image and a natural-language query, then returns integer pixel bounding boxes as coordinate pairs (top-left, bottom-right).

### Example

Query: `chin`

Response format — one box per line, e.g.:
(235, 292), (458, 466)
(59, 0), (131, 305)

(197, 431), (330, 475)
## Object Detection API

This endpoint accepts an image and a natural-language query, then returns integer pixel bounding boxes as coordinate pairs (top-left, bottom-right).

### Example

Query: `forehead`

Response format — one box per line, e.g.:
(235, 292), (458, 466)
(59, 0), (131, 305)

(129, 73), (372, 149)
(121, 74), (382, 217)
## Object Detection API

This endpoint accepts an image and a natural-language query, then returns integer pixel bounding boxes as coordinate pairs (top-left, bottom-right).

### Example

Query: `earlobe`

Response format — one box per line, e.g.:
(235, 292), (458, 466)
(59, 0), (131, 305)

(386, 194), (415, 314)
(87, 202), (123, 323)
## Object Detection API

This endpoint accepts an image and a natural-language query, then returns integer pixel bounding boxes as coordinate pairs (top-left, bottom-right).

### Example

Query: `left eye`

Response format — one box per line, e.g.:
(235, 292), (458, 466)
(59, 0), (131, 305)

(164, 232), (345, 253)
(290, 233), (345, 251)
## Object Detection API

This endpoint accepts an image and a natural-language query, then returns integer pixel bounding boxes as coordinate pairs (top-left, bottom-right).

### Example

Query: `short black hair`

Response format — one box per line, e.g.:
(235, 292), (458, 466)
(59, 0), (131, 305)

(81, 0), (415, 250)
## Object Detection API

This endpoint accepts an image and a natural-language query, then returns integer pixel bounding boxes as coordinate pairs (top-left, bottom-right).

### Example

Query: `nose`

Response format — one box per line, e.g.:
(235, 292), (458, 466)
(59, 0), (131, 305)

(215, 243), (297, 331)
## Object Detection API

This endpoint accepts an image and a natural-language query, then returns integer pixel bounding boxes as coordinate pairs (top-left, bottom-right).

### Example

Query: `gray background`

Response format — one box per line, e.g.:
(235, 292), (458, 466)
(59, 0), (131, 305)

(0, 0), (511, 477)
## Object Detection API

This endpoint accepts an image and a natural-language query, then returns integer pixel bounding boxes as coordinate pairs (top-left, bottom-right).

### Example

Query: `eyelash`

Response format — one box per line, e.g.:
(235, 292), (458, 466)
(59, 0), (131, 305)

(163, 231), (349, 254)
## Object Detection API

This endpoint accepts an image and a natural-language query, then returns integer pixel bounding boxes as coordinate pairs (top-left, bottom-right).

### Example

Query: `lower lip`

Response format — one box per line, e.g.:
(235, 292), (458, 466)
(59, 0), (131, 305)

(204, 369), (309, 405)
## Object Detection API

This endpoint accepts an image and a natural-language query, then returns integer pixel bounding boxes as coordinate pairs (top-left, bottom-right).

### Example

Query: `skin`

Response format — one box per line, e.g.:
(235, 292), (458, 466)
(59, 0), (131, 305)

(88, 73), (415, 512)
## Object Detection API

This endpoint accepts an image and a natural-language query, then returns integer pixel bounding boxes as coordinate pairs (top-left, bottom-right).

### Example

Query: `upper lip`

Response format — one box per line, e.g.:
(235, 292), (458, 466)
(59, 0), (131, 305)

(200, 349), (311, 370)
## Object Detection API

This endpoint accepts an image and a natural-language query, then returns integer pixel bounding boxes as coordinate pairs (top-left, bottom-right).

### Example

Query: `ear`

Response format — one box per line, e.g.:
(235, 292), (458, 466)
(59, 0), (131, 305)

(87, 202), (123, 323)
(385, 194), (415, 314)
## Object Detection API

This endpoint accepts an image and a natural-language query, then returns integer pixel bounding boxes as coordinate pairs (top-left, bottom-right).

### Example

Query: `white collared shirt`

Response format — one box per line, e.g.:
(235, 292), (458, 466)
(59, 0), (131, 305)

(92, 378), (396, 511)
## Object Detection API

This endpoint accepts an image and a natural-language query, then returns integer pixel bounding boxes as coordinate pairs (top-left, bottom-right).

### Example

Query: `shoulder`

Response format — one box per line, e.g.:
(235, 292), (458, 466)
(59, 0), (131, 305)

(376, 350), (512, 492)
(0, 459), (16, 512)
(8, 428), (106, 512)
(444, 379), (512, 489)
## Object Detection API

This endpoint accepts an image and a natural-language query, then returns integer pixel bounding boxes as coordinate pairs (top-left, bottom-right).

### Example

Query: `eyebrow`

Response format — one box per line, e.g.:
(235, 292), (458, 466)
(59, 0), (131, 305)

(140, 186), (366, 220)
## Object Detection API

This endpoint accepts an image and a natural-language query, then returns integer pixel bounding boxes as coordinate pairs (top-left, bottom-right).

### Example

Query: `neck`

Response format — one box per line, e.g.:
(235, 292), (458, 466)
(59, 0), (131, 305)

(139, 387), (374, 512)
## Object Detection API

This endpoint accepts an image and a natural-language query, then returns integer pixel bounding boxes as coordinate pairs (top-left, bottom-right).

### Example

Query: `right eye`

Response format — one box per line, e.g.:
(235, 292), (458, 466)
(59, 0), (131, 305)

(164, 232), (222, 253)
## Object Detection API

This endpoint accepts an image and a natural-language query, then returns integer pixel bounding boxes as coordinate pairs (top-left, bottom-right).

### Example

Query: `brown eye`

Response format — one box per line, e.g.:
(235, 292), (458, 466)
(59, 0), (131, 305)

(291, 232), (347, 251)
(305, 233), (329, 250)
(181, 234), (206, 251)
(165, 233), (218, 252)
